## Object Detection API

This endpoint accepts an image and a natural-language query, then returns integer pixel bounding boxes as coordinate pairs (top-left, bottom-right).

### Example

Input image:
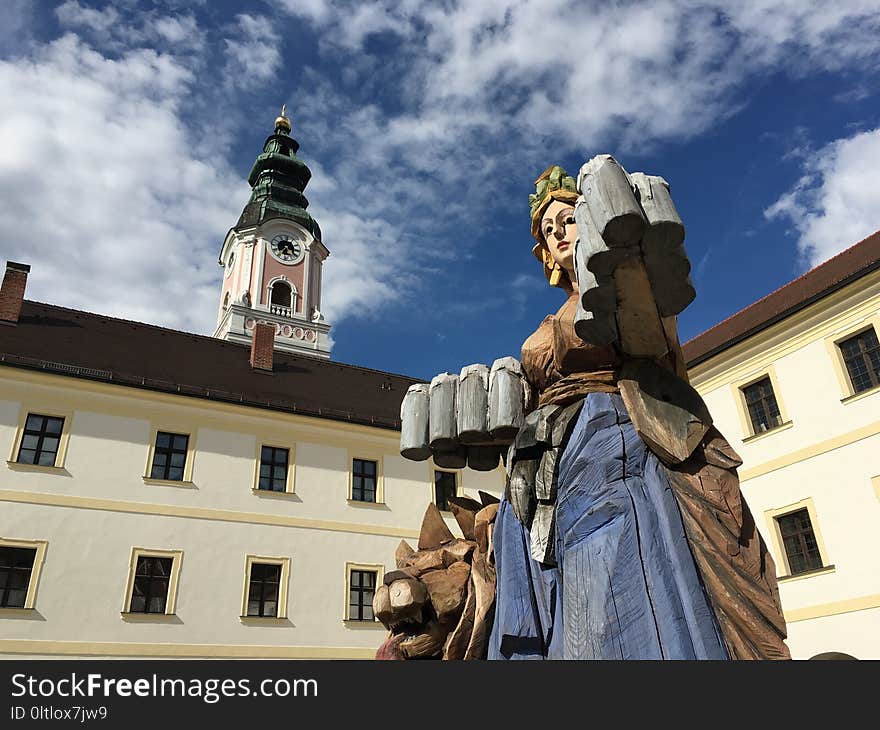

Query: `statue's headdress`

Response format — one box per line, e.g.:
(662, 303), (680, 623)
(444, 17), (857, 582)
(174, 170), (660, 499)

(529, 164), (579, 288)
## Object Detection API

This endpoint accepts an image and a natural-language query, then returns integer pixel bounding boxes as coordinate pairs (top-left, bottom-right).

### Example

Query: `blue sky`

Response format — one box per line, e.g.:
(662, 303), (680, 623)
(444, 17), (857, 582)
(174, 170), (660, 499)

(1, 1), (880, 381)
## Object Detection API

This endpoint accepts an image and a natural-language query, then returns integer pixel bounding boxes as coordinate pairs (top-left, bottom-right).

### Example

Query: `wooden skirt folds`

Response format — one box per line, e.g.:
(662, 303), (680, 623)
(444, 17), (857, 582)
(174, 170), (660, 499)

(488, 391), (730, 660)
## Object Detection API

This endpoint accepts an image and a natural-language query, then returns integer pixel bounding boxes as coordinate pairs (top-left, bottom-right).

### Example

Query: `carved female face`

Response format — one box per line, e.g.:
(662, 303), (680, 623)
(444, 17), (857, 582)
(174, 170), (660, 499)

(541, 199), (577, 279)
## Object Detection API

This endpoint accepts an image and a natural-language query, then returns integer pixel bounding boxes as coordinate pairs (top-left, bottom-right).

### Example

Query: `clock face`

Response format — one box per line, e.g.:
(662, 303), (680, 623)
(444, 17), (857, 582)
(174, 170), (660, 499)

(225, 249), (235, 277)
(269, 234), (305, 265)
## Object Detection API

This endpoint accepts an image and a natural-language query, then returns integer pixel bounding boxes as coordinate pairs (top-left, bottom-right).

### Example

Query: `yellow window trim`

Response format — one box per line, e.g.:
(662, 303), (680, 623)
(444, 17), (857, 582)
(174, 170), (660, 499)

(430, 464), (464, 512)
(729, 364), (791, 441)
(8, 406), (73, 469)
(348, 451), (385, 504)
(872, 475), (880, 502)
(0, 537), (48, 611)
(343, 561), (384, 623)
(122, 547), (183, 616)
(143, 425), (196, 483)
(252, 442), (296, 495)
(241, 554), (291, 620)
(764, 497), (832, 579)
(824, 316), (880, 400)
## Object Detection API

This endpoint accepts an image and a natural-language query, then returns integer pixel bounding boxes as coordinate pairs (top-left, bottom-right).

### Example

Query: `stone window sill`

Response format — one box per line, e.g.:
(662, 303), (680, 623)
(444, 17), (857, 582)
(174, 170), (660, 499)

(143, 477), (195, 488)
(742, 420), (793, 444)
(120, 612), (178, 623)
(239, 615), (290, 624)
(252, 488), (297, 498)
(346, 499), (387, 509)
(6, 461), (68, 475)
(777, 565), (835, 583)
(0, 607), (37, 616)
(841, 384), (880, 405)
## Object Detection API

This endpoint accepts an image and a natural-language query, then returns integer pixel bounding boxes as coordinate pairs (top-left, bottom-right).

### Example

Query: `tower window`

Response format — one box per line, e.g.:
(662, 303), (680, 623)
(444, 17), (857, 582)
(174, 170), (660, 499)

(839, 327), (880, 394)
(270, 282), (291, 307)
(742, 377), (783, 434)
(269, 281), (293, 316)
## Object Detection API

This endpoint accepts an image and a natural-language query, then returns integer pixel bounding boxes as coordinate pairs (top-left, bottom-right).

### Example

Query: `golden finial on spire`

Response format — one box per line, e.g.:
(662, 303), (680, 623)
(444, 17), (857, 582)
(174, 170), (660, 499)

(274, 103), (291, 135)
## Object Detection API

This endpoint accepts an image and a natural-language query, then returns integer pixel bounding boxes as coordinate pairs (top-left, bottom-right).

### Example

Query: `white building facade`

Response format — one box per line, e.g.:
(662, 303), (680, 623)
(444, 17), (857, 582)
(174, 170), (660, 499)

(685, 231), (880, 659)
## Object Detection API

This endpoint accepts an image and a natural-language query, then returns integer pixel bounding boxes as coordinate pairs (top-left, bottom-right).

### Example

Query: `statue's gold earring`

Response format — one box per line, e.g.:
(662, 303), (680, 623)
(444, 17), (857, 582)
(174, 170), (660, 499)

(542, 247), (563, 287)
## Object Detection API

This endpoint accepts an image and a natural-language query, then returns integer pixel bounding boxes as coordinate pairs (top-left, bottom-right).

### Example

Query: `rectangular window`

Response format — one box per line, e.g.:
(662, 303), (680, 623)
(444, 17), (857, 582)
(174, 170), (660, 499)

(742, 377), (783, 434)
(246, 562), (282, 617)
(348, 569), (376, 621)
(150, 431), (189, 481)
(352, 458), (377, 502)
(839, 327), (880, 394)
(16, 414), (64, 466)
(0, 546), (37, 608)
(258, 446), (289, 492)
(129, 555), (173, 614)
(776, 509), (823, 575)
(434, 470), (458, 511)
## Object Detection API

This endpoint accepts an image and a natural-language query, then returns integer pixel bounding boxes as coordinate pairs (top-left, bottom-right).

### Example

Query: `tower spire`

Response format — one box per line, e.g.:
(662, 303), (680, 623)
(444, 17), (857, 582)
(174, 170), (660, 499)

(214, 107), (331, 359)
(275, 103), (291, 135)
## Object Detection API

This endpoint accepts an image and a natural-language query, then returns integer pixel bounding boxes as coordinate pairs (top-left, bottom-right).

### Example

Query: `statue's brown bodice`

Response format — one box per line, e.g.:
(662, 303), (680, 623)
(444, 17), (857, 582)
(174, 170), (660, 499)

(521, 293), (620, 407)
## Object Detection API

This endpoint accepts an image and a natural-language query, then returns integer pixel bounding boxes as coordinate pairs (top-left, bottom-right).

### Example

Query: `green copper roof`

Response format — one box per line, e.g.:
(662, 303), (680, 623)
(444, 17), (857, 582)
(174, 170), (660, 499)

(235, 129), (322, 241)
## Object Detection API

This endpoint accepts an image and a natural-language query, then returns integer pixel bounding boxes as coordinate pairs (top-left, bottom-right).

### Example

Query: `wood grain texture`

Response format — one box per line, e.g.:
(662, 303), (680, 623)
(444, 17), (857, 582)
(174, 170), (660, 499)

(458, 364), (491, 443)
(577, 154), (646, 248)
(618, 358), (712, 465)
(400, 383), (431, 460)
(429, 373), (459, 450)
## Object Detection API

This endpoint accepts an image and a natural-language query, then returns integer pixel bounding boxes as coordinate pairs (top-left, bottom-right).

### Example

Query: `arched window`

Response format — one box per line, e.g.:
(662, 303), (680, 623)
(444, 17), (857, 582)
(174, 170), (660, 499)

(222, 292), (230, 310)
(269, 281), (293, 317)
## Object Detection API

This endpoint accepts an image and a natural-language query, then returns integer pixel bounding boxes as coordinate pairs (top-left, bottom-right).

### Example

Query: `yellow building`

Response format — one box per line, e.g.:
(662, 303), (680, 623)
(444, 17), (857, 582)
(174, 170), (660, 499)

(0, 113), (505, 659)
(684, 230), (880, 659)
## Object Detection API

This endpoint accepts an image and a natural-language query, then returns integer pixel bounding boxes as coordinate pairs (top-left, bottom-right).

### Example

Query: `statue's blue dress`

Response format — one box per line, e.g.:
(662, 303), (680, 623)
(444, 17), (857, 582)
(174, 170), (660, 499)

(488, 391), (729, 660)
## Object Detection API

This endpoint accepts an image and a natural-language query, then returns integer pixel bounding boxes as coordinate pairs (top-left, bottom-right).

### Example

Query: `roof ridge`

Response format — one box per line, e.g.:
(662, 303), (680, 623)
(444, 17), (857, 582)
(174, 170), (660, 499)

(685, 229), (880, 345)
(22, 299), (422, 382)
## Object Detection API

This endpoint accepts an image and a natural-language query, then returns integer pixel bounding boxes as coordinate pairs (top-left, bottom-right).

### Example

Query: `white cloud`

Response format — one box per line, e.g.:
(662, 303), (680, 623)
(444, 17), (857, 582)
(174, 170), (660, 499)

(56, 0), (120, 34)
(280, 0), (880, 322)
(222, 14), (281, 86)
(765, 127), (880, 266)
(0, 34), (248, 334)
(4, 0), (880, 343)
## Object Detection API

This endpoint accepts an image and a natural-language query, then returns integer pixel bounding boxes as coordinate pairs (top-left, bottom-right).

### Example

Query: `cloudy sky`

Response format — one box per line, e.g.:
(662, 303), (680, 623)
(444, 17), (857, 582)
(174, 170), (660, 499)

(1, 0), (880, 379)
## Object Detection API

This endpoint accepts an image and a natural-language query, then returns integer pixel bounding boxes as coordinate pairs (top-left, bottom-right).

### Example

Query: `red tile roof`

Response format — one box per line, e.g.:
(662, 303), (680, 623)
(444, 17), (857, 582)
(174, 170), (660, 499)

(0, 301), (420, 430)
(683, 230), (880, 366)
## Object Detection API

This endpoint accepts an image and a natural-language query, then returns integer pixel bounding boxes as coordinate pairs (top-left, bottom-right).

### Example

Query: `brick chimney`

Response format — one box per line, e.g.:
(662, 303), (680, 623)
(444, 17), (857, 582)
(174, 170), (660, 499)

(0, 262), (30, 324)
(250, 322), (275, 371)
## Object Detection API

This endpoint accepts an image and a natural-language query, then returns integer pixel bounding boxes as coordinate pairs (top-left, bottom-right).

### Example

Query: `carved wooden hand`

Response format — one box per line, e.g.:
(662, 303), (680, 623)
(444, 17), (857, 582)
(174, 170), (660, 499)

(573, 154), (695, 357)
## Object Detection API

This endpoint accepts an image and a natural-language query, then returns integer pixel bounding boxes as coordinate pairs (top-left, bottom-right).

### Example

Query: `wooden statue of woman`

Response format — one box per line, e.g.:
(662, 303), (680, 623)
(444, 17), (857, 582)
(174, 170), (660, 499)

(383, 158), (790, 660)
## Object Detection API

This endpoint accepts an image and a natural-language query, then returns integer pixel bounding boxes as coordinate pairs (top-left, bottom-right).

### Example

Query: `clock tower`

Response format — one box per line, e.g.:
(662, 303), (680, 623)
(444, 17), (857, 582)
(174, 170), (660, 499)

(214, 106), (331, 358)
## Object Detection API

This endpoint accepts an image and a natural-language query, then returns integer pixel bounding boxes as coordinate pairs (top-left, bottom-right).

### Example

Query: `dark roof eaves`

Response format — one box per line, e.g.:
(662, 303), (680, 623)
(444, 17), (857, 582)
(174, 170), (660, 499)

(685, 258), (880, 368)
(19, 299), (423, 383)
(0, 354), (404, 432)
